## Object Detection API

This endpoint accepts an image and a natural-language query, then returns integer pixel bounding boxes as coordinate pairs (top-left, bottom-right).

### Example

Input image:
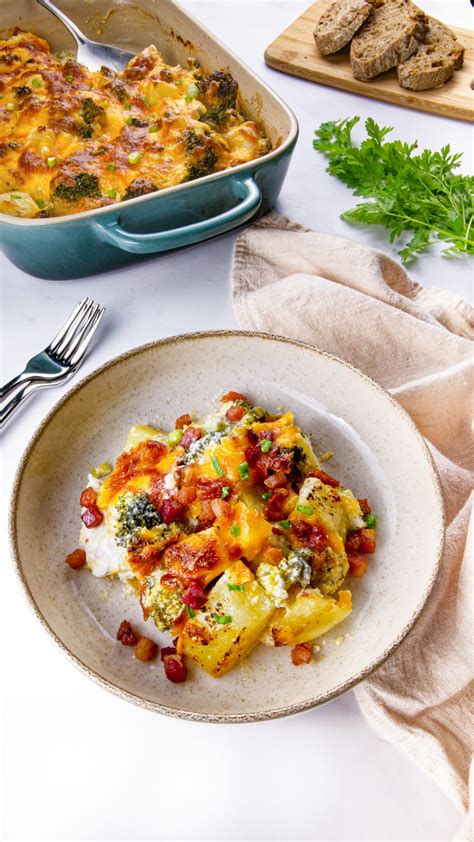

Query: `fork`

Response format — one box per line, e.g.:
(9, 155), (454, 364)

(37, 0), (135, 72)
(0, 298), (105, 431)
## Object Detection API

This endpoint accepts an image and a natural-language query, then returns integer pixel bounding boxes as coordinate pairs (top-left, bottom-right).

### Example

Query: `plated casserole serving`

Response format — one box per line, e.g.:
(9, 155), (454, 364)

(0, 30), (271, 218)
(69, 391), (377, 683)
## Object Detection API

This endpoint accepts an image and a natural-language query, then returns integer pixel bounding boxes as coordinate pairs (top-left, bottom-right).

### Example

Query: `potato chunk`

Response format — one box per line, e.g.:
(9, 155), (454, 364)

(180, 561), (275, 677)
(260, 588), (352, 647)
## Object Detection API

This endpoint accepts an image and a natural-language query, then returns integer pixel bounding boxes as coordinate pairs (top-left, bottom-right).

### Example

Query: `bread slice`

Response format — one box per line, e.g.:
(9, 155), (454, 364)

(398, 17), (465, 90)
(350, 0), (427, 81)
(314, 0), (375, 56)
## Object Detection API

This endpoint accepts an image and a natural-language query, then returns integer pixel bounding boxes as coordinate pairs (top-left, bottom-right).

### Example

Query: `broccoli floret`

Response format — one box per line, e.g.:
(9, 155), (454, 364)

(257, 549), (313, 606)
(141, 571), (184, 631)
(123, 178), (157, 201)
(203, 71), (238, 108)
(199, 105), (228, 128)
(114, 492), (161, 547)
(182, 430), (227, 465)
(183, 129), (204, 152)
(53, 173), (100, 202)
(187, 148), (218, 181)
(81, 97), (105, 124)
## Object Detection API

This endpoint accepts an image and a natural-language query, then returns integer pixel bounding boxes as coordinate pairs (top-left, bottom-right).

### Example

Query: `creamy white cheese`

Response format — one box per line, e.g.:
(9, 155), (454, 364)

(79, 507), (133, 582)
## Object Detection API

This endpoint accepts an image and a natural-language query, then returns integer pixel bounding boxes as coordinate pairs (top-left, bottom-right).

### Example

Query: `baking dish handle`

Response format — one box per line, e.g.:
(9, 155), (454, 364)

(93, 176), (262, 254)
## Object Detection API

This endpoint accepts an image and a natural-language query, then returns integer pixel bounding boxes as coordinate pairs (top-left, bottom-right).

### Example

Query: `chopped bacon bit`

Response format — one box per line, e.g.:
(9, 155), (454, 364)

(358, 498), (371, 516)
(196, 478), (228, 500)
(348, 553), (367, 577)
(199, 499), (216, 524)
(262, 546), (284, 566)
(291, 642), (313, 665)
(226, 404), (245, 422)
(163, 652), (187, 682)
(263, 470), (287, 490)
(135, 636), (157, 661)
(64, 548), (86, 569)
(181, 426), (202, 448)
(160, 573), (181, 591)
(160, 646), (177, 661)
(292, 519), (329, 551)
(272, 526), (282, 536)
(160, 498), (184, 524)
(176, 413), (193, 430)
(182, 580), (206, 610)
(80, 486), (97, 508)
(309, 469), (340, 488)
(263, 488), (289, 522)
(345, 531), (361, 554)
(117, 620), (138, 646)
(255, 428), (275, 442)
(177, 485), (197, 505)
(210, 498), (231, 520)
(229, 544), (242, 560)
(221, 391), (248, 404)
(81, 505), (103, 528)
(358, 528), (376, 554)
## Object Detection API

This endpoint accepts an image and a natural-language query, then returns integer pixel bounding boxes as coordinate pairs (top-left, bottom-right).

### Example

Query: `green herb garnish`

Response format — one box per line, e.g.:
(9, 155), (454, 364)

(313, 117), (474, 263)
(238, 461), (249, 480)
(296, 504), (313, 516)
(127, 150), (142, 165)
(364, 513), (377, 528)
(260, 440), (272, 453)
(221, 485), (230, 499)
(168, 429), (183, 447)
(229, 524), (240, 537)
(278, 520), (291, 530)
(107, 162), (116, 171)
(186, 605), (196, 618)
(211, 455), (224, 476)
(227, 583), (245, 591)
(261, 491), (271, 500)
(213, 613), (232, 624)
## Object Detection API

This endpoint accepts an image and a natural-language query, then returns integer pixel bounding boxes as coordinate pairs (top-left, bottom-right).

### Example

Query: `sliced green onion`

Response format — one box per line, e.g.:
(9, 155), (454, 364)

(107, 189), (117, 199)
(296, 504), (313, 516)
(185, 83), (199, 102)
(229, 524), (240, 537)
(213, 613), (232, 624)
(10, 194), (21, 200)
(66, 74), (73, 82)
(364, 513), (377, 528)
(168, 429), (183, 447)
(47, 156), (57, 168)
(238, 461), (249, 480)
(6, 103), (15, 111)
(127, 150), (142, 165)
(149, 124), (159, 132)
(186, 605), (196, 618)
(261, 491), (271, 500)
(260, 439), (272, 453)
(91, 461), (112, 478)
(278, 519), (292, 530)
(35, 198), (45, 209)
(211, 455), (224, 477)
(142, 95), (151, 109)
(227, 583), (245, 592)
(31, 77), (42, 88)
(221, 485), (230, 499)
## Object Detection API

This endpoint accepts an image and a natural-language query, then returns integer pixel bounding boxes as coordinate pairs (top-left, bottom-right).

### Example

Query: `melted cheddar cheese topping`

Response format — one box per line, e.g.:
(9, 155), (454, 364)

(0, 31), (271, 218)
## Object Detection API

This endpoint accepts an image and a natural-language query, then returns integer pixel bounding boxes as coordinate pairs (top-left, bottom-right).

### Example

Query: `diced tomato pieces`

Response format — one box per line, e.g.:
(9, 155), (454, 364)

(291, 643), (313, 665)
(264, 471), (287, 490)
(160, 498), (184, 524)
(309, 469), (340, 488)
(117, 620), (138, 646)
(81, 505), (103, 528)
(80, 486), (97, 507)
(348, 553), (367, 577)
(182, 580), (206, 610)
(181, 426), (202, 448)
(163, 652), (187, 683)
(175, 413), (193, 429)
(177, 485), (197, 505)
(226, 404), (245, 422)
(210, 498), (231, 519)
(358, 528), (376, 554)
(358, 498), (371, 516)
(221, 391), (248, 404)
(64, 548), (86, 569)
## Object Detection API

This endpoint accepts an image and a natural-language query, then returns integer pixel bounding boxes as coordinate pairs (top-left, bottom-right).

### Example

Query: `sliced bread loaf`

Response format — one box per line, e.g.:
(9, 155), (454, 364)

(314, 0), (376, 56)
(398, 16), (465, 90)
(350, 0), (427, 81)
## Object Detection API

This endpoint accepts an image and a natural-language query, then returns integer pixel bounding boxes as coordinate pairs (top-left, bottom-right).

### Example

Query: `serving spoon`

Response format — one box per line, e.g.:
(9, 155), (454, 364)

(37, 0), (135, 71)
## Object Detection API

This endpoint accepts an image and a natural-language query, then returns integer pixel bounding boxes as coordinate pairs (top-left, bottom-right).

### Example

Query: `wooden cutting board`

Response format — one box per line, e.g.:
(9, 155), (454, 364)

(264, 0), (474, 122)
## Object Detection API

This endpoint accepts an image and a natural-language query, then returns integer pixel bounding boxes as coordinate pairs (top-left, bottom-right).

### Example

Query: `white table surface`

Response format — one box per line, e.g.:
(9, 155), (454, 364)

(1, 2), (472, 839)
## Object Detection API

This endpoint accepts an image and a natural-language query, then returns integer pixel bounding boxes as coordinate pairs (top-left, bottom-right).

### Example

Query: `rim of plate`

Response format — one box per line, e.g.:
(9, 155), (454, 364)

(8, 330), (445, 723)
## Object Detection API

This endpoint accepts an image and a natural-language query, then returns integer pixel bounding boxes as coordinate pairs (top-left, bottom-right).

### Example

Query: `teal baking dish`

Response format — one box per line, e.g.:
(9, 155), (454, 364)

(0, 0), (298, 280)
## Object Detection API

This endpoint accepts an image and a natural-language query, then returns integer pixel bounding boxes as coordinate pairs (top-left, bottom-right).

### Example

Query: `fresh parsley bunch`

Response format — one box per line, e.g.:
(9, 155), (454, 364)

(313, 116), (474, 263)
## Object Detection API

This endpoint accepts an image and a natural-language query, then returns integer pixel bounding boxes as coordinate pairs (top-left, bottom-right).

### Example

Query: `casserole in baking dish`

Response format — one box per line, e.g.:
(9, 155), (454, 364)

(0, 0), (298, 279)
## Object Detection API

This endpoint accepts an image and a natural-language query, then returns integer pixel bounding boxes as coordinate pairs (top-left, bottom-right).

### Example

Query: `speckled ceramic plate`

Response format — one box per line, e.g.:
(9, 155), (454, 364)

(9, 332), (444, 722)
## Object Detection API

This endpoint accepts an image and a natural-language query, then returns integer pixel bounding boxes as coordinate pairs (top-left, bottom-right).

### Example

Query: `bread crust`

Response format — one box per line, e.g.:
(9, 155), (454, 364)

(350, 0), (427, 81)
(398, 16), (465, 90)
(314, 0), (375, 55)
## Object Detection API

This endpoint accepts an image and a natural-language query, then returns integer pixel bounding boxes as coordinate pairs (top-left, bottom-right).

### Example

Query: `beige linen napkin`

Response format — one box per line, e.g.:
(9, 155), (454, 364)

(232, 211), (474, 834)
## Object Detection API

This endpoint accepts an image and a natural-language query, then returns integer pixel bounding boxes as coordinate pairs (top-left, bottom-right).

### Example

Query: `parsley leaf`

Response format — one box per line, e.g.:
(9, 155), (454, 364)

(313, 117), (474, 263)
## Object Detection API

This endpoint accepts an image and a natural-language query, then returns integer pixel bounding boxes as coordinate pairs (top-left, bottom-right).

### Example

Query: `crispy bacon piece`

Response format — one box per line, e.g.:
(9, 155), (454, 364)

(245, 439), (292, 485)
(358, 498), (371, 516)
(263, 471), (287, 490)
(358, 528), (376, 554)
(291, 643), (313, 665)
(262, 546), (284, 565)
(165, 535), (222, 582)
(196, 478), (228, 500)
(160, 499), (184, 524)
(181, 426), (202, 449)
(263, 488), (289, 522)
(161, 647), (187, 682)
(117, 620), (138, 646)
(182, 580), (206, 610)
(210, 498), (231, 519)
(347, 553), (367, 577)
(309, 469), (340, 488)
(221, 391), (248, 403)
(64, 548), (86, 569)
(177, 485), (197, 505)
(135, 636), (157, 661)
(81, 505), (103, 528)
(80, 486), (97, 507)
(226, 403), (245, 422)
(176, 413), (192, 429)
(199, 499), (217, 525)
(292, 519), (329, 552)
(160, 573), (181, 591)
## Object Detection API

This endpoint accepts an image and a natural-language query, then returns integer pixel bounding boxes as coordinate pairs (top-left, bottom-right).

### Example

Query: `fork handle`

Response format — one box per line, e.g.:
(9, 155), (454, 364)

(0, 370), (33, 401)
(0, 380), (41, 431)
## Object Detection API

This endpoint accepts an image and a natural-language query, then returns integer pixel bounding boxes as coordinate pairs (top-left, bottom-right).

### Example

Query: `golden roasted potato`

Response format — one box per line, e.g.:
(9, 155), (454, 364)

(124, 424), (167, 450)
(180, 561), (275, 677)
(261, 588), (352, 647)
